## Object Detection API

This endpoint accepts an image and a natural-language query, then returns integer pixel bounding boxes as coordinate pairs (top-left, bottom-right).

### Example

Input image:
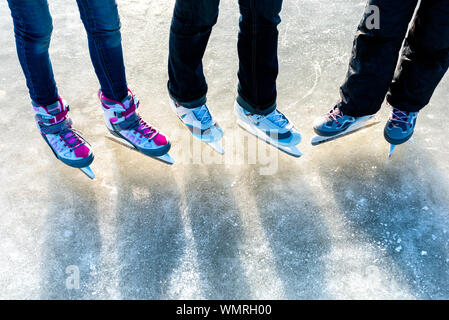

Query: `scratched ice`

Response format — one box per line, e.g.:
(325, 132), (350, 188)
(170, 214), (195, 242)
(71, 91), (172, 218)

(0, 0), (448, 299)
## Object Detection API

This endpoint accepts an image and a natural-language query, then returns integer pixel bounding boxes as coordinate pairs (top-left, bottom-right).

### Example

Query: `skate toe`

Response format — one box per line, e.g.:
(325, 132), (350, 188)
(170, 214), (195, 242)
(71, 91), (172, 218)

(74, 144), (92, 159)
(153, 133), (168, 146)
(384, 125), (412, 145)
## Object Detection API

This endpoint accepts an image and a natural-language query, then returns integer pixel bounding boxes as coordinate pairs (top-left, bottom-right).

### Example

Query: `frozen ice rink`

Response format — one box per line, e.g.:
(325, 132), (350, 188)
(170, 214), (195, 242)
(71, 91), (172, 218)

(1, 0), (449, 299)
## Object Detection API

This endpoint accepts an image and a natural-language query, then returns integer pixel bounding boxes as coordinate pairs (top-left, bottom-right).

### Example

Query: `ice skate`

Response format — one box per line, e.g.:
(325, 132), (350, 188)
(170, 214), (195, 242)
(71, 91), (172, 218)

(234, 101), (302, 157)
(100, 90), (174, 165)
(312, 105), (378, 146)
(384, 106), (418, 158)
(32, 97), (95, 179)
(169, 98), (224, 154)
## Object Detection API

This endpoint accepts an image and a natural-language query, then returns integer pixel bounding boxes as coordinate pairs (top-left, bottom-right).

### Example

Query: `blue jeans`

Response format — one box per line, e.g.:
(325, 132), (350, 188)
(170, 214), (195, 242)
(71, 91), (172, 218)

(168, 0), (283, 115)
(7, 0), (128, 106)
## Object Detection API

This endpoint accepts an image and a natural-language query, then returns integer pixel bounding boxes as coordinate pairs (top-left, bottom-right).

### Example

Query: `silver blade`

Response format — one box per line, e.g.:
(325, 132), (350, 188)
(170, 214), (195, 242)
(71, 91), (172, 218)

(236, 119), (302, 158)
(79, 166), (95, 179)
(207, 140), (225, 155)
(155, 153), (175, 165)
(106, 133), (135, 150)
(106, 133), (175, 165)
(389, 144), (397, 158)
(311, 116), (378, 146)
(276, 144), (303, 157)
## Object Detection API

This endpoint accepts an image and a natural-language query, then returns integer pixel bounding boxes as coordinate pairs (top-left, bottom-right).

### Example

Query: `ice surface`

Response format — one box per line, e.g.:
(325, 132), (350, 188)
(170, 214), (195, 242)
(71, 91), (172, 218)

(0, 0), (449, 299)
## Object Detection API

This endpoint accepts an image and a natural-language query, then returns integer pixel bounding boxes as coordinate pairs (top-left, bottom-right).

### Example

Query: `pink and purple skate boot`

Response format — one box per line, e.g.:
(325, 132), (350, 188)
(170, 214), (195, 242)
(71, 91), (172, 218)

(32, 97), (95, 179)
(99, 89), (174, 164)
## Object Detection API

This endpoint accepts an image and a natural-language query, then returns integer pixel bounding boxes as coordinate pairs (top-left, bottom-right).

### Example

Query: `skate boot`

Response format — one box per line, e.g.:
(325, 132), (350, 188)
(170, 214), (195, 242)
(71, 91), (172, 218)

(312, 105), (377, 145)
(384, 106), (418, 157)
(32, 97), (95, 179)
(234, 101), (302, 157)
(100, 90), (174, 164)
(169, 98), (224, 154)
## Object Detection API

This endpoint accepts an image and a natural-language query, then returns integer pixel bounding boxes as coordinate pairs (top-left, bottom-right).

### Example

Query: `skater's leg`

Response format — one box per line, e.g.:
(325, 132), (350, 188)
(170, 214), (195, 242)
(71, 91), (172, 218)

(76, 0), (128, 102)
(236, 0), (283, 115)
(339, 0), (418, 117)
(234, 0), (301, 155)
(384, 0), (449, 151)
(6, 0), (58, 106)
(168, 0), (220, 108)
(386, 0), (449, 112)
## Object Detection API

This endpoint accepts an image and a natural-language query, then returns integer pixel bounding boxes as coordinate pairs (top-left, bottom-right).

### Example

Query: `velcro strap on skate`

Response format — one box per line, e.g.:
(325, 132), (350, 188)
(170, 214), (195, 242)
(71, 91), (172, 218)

(112, 112), (140, 131)
(39, 118), (73, 135)
(35, 108), (69, 125)
(114, 103), (137, 120)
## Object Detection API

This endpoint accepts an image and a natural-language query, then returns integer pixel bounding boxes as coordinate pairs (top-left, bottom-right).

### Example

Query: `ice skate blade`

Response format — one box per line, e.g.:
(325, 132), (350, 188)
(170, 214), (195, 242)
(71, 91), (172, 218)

(155, 153), (175, 165)
(237, 119), (302, 158)
(388, 144), (397, 158)
(311, 116), (378, 146)
(207, 140), (225, 155)
(80, 166), (95, 179)
(106, 134), (175, 165)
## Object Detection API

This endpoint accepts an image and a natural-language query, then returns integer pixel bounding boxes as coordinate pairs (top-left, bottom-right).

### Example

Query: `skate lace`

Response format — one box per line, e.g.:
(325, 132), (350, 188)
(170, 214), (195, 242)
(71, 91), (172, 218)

(328, 106), (344, 123)
(389, 108), (411, 126)
(266, 110), (289, 128)
(193, 105), (212, 125)
(110, 92), (157, 140)
(131, 115), (157, 139)
(58, 122), (84, 150)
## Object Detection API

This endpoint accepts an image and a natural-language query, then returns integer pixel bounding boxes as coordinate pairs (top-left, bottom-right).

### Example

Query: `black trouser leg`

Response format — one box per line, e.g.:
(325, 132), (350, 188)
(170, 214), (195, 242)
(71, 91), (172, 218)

(339, 0), (418, 117)
(168, 0), (220, 108)
(387, 0), (449, 112)
(237, 0), (283, 115)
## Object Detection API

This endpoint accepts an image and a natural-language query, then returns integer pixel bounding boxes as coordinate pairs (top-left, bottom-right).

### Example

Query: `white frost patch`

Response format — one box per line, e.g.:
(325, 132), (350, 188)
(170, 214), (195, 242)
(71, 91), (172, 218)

(166, 207), (204, 299)
(63, 230), (73, 238)
(100, 180), (117, 195)
(421, 251), (428, 256)
(232, 177), (286, 300)
(131, 186), (150, 199)
(324, 246), (413, 299)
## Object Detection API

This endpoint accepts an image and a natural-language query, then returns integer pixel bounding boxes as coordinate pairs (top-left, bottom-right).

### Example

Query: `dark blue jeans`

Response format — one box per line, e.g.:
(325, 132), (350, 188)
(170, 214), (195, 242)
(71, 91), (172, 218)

(168, 0), (282, 115)
(340, 0), (449, 116)
(7, 0), (128, 106)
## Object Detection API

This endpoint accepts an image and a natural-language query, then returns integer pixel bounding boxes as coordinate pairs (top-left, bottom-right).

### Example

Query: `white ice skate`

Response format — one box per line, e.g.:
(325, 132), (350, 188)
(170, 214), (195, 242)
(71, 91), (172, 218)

(169, 98), (224, 154)
(100, 90), (174, 165)
(32, 98), (95, 179)
(234, 101), (302, 157)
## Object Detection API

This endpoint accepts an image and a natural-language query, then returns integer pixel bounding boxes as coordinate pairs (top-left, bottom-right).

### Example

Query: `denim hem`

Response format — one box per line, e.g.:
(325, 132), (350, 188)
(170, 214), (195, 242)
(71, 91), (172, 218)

(236, 93), (276, 115)
(167, 81), (207, 109)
